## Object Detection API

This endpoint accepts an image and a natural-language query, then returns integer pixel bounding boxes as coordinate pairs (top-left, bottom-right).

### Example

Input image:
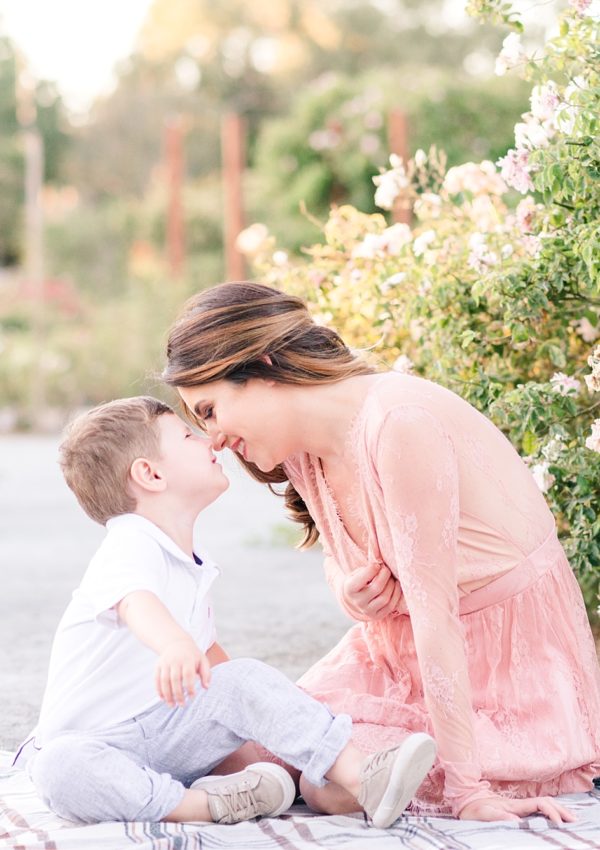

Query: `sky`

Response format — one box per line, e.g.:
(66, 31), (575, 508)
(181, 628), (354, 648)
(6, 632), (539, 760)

(0, 0), (154, 113)
(0, 0), (484, 115)
(0, 0), (568, 115)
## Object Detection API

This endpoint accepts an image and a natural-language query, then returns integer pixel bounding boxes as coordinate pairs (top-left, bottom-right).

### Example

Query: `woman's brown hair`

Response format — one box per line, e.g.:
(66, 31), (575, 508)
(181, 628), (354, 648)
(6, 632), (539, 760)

(163, 281), (375, 547)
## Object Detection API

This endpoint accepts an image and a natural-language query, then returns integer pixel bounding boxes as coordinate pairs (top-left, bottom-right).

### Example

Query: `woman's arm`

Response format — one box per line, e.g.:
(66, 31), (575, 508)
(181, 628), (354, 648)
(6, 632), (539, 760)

(323, 552), (370, 621)
(374, 405), (493, 817)
(325, 554), (402, 621)
(375, 410), (575, 824)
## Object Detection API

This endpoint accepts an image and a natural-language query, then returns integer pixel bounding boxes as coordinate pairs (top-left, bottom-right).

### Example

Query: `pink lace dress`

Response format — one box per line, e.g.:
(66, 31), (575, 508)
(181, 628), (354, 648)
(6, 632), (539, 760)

(285, 373), (600, 815)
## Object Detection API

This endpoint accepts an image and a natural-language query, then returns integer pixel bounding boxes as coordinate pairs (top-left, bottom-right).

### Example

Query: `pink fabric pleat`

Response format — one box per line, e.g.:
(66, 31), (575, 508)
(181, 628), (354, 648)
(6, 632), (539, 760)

(298, 536), (600, 813)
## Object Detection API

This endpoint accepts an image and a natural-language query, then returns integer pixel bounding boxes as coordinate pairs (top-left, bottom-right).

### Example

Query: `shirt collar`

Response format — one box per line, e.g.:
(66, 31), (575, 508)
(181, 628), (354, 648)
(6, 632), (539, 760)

(106, 513), (205, 567)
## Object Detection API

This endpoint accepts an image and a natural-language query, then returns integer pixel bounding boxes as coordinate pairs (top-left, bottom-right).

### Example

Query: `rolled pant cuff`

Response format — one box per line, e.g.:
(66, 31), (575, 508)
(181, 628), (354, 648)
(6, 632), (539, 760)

(301, 713), (353, 788)
(134, 777), (187, 823)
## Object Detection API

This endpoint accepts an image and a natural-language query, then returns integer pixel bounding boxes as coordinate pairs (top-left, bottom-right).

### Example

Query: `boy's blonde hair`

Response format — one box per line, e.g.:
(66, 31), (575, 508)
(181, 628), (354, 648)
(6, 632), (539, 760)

(59, 396), (173, 525)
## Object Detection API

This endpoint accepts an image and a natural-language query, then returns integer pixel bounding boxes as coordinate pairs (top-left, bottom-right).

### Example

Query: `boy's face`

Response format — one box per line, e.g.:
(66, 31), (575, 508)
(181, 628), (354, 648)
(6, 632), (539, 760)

(155, 413), (229, 509)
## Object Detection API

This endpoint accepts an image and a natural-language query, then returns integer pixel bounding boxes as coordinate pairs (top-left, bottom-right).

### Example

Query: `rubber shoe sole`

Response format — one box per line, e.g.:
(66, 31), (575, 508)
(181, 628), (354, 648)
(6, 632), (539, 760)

(191, 762), (297, 819)
(371, 733), (437, 829)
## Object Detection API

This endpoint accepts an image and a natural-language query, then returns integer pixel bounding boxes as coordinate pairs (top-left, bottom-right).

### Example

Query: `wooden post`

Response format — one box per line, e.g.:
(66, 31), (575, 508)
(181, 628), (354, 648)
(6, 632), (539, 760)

(17, 63), (46, 425)
(165, 116), (185, 278)
(388, 109), (411, 225)
(221, 112), (246, 281)
(24, 129), (45, 424)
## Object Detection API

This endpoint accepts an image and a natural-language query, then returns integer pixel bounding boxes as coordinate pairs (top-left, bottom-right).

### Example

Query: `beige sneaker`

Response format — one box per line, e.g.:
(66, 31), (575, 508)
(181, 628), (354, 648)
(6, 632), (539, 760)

(191, 763), (296, 824)
(357, 733), (436, 829)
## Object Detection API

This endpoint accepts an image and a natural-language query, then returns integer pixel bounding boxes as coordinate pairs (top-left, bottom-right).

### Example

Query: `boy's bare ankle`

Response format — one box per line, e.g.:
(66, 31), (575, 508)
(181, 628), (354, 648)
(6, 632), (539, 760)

(324, 743), (363, 798)
(162, 789), (212, 823)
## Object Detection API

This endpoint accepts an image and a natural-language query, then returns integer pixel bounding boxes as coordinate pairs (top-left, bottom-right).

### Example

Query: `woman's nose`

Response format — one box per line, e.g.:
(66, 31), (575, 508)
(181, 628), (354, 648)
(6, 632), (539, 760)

(209, 428), (227, 451)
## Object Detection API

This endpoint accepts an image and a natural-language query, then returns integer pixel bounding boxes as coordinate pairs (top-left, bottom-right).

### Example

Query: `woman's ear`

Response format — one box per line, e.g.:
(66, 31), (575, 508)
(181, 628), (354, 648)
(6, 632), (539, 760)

(258, 353), (276, 386)
(129, 457), (166, 493)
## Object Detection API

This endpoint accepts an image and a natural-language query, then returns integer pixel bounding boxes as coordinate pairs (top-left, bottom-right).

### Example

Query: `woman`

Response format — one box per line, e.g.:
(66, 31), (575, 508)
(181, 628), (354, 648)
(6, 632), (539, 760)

(163, 281), (600, 823)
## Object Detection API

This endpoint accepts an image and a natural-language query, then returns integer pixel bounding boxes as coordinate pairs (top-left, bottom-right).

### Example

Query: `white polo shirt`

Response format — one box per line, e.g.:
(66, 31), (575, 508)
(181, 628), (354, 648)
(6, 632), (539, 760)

(33, 513), (220, 746)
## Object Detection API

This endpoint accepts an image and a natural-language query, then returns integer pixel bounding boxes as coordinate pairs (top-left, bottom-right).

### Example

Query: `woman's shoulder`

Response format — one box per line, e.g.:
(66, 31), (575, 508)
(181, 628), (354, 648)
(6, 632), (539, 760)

(361, 372), (480, 452)
(365, 371), (452, 420)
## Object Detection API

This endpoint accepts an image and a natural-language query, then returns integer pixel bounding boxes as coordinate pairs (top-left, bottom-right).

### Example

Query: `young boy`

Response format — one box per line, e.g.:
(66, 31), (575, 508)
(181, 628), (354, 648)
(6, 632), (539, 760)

(15, 396), (436, 828)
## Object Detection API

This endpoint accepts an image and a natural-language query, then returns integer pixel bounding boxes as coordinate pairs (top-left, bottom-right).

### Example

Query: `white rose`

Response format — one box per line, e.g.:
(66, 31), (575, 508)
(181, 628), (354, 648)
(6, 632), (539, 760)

(585, 419), (600, 453)
(530, 81), (560, 123)
(235, 223), (269, 255)
(550, 372), (581, 396)
(514, 118), (552, 150)
(272, 250), (288, 266)
(531, 461), (555, 493)
(495, 32), (526, 76)
(574, 317), (600, 343)
(413, 230), (436, 257)
(393, 354), (414, 374)
(382, 223), (412, 254)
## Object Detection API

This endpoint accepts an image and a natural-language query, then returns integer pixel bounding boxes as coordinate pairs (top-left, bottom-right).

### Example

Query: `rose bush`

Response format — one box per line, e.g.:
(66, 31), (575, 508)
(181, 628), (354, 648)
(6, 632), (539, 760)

(239, 1), (600, 613)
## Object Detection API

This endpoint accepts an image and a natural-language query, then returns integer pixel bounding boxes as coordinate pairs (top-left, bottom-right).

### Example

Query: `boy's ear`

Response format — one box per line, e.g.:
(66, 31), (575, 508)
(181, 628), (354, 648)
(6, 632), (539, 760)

(129, 457), (166, 493)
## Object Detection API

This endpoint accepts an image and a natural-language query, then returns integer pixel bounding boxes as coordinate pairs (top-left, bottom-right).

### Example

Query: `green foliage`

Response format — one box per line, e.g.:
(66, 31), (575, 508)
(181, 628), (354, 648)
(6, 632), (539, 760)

(245, 2), (600, 613)
(411, 78), (530, 167)
(0, 137), (23, 265)
(0, 171), (226, 423)
(0, 276), (193, 423)
(0, 36), (70, 266)
(44, 176), (225, 297)
(252, 69), (528, 250)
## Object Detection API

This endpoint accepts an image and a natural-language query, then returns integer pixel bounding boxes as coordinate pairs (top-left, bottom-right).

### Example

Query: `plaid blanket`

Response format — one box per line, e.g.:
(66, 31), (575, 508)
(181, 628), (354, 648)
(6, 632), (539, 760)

(2, 752), (600, 849)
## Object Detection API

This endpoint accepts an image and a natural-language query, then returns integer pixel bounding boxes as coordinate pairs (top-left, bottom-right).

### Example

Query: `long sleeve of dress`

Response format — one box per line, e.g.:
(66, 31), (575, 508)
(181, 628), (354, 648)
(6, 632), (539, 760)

(375, 404), (492, 815)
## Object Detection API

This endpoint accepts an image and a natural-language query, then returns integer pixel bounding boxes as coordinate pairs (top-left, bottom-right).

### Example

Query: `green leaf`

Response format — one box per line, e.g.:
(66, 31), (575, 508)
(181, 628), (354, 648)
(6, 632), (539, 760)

(522, 430), (539, 455)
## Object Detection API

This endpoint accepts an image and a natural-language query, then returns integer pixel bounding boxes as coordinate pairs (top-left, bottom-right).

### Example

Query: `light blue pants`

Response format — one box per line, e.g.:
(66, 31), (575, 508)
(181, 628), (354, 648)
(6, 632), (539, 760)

(29, 658), (352, 823)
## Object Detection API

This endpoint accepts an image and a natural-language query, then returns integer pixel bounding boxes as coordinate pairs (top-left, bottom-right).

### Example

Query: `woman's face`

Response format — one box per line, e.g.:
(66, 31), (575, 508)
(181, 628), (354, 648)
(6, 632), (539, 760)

(178, 378), (294, 472)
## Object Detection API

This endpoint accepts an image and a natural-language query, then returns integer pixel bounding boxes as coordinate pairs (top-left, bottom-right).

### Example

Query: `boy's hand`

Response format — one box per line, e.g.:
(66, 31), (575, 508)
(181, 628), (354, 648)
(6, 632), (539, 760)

(155, 637), (211, 707)
(342, 562), (402, 620)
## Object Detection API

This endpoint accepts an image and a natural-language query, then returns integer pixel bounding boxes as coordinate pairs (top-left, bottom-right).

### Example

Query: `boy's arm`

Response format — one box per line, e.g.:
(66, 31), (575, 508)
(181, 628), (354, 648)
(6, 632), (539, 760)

(206, 641), (229, 666)
(117, 590), (211, 707)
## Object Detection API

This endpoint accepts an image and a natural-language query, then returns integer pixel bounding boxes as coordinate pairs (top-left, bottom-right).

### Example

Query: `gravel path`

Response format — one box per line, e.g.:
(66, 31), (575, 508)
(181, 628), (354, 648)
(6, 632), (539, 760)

(0, 435), (351, 752)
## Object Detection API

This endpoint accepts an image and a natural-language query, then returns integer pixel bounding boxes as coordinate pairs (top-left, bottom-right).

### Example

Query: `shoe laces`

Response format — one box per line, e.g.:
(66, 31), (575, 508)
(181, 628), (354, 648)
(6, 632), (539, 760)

(217, 780), (259, 821)
(365, 748), (392, 776)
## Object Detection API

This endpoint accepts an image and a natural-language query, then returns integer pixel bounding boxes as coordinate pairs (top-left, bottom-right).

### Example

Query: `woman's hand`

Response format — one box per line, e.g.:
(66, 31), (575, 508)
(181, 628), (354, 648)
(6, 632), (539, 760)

(341, 561), (402, 620)
(459, 795), (576, 824)
(155, 636), (211, 707)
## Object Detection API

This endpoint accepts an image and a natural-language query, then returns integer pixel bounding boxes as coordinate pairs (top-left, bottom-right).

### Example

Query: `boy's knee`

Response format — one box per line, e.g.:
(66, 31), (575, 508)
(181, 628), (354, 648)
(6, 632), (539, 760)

(213, 657), (270, 682)
(32, 736), (84, 787)
(30, 736), (100, 819)
(227, 657), (271, 675)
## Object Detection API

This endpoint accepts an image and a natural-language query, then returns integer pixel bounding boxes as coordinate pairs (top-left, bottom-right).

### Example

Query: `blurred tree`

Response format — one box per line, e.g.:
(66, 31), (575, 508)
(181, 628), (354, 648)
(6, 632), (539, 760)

(0, 35), (23, 265)
(35, 79), (70, 183)
(67, 0), (520, 201)
(250, 68), (529, 250)
(0, 35), (70, 266)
